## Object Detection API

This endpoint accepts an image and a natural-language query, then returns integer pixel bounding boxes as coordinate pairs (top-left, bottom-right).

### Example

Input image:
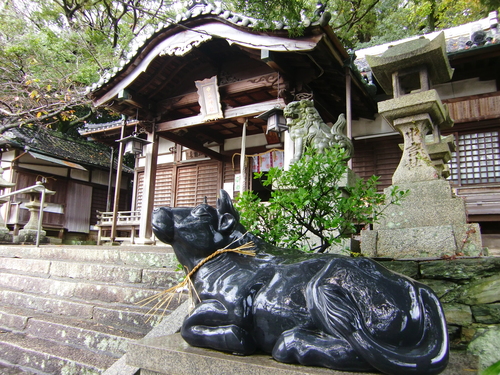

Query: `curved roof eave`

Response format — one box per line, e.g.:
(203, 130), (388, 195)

(91, 21), (325, 107)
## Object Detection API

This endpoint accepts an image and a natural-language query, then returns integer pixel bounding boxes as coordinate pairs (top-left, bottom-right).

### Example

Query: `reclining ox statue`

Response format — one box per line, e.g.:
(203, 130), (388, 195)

(152, 190), (449, 375)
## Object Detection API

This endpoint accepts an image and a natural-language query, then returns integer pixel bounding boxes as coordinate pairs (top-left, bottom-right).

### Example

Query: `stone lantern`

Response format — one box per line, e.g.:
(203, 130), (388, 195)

(17, 182), (56, 245)
(0, 167), (15, 242)
(361, 33), (483, 259)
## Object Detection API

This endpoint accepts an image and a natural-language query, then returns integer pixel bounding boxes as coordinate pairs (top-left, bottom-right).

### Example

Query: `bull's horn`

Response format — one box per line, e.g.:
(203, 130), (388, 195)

(217, 189), (239, 222)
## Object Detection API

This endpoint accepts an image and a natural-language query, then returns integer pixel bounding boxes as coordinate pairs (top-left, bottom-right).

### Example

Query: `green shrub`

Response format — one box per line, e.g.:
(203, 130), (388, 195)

(236, 146), (406, 253)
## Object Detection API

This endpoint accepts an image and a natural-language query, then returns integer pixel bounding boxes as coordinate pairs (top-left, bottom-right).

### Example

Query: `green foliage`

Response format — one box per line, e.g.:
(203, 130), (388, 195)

(0, 0), (494, 132)
(224, 0), (313, 35)
(351, 0), (489, 49)
(481, 360), (500, 375)
(222, 0), (492, 49)
(0, 0), (177, 133)
(236, 146), (407, 253)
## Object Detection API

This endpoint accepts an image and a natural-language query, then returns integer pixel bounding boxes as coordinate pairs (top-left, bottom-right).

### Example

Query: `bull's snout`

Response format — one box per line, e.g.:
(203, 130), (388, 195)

(152, 207), (175, 244)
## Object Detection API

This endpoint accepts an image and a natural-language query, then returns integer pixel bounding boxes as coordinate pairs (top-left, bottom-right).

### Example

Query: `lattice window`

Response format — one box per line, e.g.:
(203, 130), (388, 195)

(448, 131), (500, 185)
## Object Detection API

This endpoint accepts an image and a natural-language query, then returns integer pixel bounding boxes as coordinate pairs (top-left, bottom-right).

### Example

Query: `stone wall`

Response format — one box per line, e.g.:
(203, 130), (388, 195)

(377, 256), (500, 371)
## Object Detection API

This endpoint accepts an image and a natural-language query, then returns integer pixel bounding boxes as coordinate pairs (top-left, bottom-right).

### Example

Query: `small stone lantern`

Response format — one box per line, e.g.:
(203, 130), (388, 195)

(17, 182), (56, 245)
(0, 167), (15, 242)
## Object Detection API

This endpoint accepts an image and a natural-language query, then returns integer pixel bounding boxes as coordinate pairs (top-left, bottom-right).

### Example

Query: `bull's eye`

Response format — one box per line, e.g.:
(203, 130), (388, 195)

(192, 205), (210, 217)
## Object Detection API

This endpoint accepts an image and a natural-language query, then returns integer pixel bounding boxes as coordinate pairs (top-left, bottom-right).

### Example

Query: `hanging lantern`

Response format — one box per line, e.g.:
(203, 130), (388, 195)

(256, 107), (288, 134)
(116, 133), (152, 155)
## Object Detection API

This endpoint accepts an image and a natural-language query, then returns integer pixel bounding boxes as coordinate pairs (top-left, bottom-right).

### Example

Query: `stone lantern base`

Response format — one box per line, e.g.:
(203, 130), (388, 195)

(16, 229), (49, 244)
(361, 179), (483, 258)
(0, 228), (13, 243)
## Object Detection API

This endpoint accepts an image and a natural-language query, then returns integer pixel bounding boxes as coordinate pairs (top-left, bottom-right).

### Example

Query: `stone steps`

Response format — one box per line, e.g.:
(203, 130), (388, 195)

(0, 245), (185, 374)
(0, 305), (141, 357)
(0, 332), (116, 375)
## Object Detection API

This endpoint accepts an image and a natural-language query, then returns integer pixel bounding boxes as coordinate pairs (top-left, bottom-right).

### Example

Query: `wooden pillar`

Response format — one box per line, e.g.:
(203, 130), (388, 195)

(239, 120), (247, 193)
(110, 117), (126, 243)
(137, 124), (159, 244)
(345, 67), (353, 168)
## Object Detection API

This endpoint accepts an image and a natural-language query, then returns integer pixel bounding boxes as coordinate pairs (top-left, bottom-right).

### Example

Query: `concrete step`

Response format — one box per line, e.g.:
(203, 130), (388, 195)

(0, 245), (177, 268)
(0, 288), (185, 334)
(0, 331), (116, 375)
(0, 257), (181, 285)
(0, 244), (186, 374)
(0, 362), (38, 375)
(0, 305), (142, 358)
(0, 271), (173, 305)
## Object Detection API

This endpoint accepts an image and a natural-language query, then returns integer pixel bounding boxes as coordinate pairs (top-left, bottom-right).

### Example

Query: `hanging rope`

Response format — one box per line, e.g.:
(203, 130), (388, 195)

(137, 240), (256, 322)
(231, 148), (284, 170)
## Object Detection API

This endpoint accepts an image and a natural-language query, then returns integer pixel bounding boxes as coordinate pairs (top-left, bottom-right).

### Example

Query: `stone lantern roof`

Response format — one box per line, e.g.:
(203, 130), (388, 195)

(365, 33), (454, 96)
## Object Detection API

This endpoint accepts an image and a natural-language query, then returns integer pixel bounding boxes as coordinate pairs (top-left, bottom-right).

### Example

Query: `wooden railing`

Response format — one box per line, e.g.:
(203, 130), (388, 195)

(96, 210), (141, 245)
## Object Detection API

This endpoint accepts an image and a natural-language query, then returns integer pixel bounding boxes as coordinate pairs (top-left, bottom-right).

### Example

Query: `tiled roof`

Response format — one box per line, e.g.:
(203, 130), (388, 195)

(354, 11), (500, 74)
(86, 1), (330, 95)
(0, 126), (133, 172)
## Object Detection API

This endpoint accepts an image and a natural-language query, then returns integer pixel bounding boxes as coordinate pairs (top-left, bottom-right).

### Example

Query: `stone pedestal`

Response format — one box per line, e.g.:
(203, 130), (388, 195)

(361, 179), (483, 258)
(128, 333), (379, 375)
(126, 332), (476, 375)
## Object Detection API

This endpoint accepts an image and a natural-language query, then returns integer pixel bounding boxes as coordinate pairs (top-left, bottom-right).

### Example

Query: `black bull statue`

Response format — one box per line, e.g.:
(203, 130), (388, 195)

(152, 190), (449, 375)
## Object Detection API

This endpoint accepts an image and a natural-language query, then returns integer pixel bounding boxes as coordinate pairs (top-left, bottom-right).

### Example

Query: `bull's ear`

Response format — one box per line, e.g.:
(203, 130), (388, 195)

(219, 213), (236, 233)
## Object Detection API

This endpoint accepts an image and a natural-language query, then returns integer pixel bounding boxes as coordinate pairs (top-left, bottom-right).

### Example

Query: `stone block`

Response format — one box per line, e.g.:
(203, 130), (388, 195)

(376, 260), (419, 278)
(459, 274), (500, 305)
(461, 326), (479, 343)
(419, 258), (500, 280)
(365, 223), (482, 259)
(471, 304), (500, 324)
(387, 179), (455, 201)
(467, 325), (500, 370)
(50, 261), (144, 283)
(419, 279), (458, 299)
(443, 303), (473, 326)
(0, 258), (51, 275)
(359, 230), (377, 257)
(0, 309), (29, 331)
(375, 179), (470, 230)
(374, 225), (458, 258)
(375, 198), (467, 230)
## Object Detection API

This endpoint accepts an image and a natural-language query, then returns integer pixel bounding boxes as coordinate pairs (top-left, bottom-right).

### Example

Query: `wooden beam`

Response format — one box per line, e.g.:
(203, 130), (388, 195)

(157, 99), (284, 132)
(158, 132), (229, 162)
(158, 73), (282, 111)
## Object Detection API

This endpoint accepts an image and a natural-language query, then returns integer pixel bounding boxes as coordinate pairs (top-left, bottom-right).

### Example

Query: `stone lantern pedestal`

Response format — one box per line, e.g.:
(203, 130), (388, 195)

(361, 33), (483, 259)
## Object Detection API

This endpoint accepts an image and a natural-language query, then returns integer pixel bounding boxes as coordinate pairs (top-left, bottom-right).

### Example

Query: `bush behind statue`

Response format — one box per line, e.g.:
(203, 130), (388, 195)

(236, 146), (407, 253)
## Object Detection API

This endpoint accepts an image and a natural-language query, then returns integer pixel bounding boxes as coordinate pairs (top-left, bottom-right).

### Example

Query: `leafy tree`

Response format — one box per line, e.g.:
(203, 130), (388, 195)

(0, 0), (177, 134)
(0, 0), (494, 134)
(225, 0), (493, 48)
(236, 146), (407, 253)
